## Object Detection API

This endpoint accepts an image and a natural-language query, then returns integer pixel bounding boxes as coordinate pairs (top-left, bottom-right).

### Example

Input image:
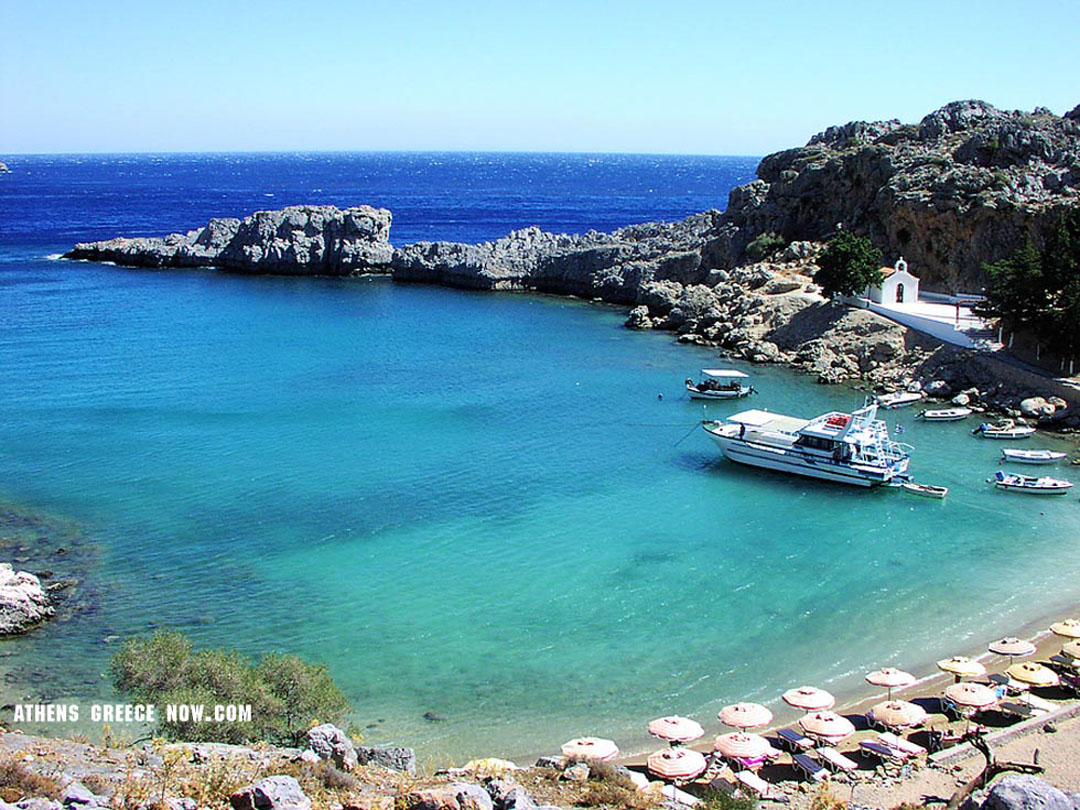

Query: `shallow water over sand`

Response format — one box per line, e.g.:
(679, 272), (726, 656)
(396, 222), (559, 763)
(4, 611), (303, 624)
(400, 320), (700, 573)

(2, 154), (1079, 762)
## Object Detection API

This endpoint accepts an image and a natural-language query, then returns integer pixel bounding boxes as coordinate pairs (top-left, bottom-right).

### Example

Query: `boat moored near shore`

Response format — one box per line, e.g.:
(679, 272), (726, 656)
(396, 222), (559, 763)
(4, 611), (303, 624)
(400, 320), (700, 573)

(876, 391), (926, 409)
(973, 422), (1037, 439)
(916, 407), (972, 422)
(1001, 448), (1068, 465)
(685, 369), (755, 400)
(991, 470), (1073, 494)
(701, 403), (912, 487)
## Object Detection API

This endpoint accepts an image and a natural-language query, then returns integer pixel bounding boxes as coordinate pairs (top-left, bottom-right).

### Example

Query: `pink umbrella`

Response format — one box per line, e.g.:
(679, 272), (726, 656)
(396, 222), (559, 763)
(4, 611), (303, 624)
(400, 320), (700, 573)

(868, 700), (927, 729)
(798, 711), (855, 744)
(782, 686), (835, 712)
(988, 637), (1036, 657)
(560, 737), (619, 762)
(647, 715), (705, 744)
(944, 682), (998, 709)
(718, 702), (773, 730)
(713, 732), (772, 759)
(646, 747), (707, 781)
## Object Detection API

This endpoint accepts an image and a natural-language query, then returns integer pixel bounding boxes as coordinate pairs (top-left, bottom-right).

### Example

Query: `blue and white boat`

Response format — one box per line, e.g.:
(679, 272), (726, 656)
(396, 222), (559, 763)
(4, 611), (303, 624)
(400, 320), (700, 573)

(701, 403), (912, 487)
(685, 369), (755, 400)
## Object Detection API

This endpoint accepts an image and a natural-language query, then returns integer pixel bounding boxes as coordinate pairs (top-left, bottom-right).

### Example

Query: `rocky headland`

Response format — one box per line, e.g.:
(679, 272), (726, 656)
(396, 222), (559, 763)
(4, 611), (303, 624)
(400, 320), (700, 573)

(63, 100), (1080, 418)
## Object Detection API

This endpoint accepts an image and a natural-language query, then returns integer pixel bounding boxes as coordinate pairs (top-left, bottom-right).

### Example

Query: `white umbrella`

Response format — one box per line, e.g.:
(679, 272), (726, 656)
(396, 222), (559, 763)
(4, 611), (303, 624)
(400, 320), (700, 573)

(647, 716), (705, 744)
(782, 686), (835, 712)
(560, 737), (619, 762)
(1063, 639), (1080, 660)
(865, 667), (916, 700)
(718, 702), (773, 730)
(936, 655), (987, 681)
(646, 747), (707, 781)
(988, 637), (1036, 657)
(1050, 618), (1080, 639)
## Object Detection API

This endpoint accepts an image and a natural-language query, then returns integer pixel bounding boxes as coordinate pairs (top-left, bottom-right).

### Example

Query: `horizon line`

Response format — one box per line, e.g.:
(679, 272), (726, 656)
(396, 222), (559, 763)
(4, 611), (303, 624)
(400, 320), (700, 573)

(0, 147), (766, 160)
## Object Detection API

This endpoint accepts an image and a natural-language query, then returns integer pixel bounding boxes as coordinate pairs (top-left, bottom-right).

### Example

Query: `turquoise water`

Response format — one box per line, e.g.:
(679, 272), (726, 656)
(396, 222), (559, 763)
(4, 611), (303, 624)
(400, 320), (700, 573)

(3, 261), (1080, 762)
(2, 152), (1079, 763)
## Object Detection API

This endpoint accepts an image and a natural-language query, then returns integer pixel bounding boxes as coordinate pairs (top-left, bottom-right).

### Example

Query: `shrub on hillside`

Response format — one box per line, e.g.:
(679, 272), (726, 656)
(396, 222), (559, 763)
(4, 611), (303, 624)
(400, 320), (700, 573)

(745, 231), (787, 263)
(110, 631), (350, 745)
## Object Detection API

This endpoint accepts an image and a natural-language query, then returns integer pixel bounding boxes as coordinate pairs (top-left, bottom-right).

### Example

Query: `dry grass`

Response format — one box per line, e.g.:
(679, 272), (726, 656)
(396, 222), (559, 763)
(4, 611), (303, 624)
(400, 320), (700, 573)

(0, 759), (62, 800)
(512, 762), (660, 810)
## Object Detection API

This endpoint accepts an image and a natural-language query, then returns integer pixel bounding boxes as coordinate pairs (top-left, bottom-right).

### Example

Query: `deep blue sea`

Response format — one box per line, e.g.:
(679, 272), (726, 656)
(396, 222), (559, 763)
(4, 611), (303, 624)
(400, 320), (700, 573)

(1, 152), (1079, 762)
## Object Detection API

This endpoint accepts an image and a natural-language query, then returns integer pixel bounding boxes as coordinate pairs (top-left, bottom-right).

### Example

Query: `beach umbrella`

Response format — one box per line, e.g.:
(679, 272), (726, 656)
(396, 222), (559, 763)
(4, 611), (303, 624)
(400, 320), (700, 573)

(646, 747), (707, 781)
(936, 655), (987, 682)
(718, 702), (773, 730)
(560, 737), (619, 762)
(1050, 618), (1080, 639)
(713, 731), (772, 760)
(988, 637), (1037, 657)
(798, 711), (855, 743)
(1006, 662), (1060, 688)
(647, 716), (705, 744)
(868, 700), (928, 729)
(865, 667), (916, 700)
(944, 682), (998, 709)
(1063, 639), (1080, 660)
(782, 686), (835, 712)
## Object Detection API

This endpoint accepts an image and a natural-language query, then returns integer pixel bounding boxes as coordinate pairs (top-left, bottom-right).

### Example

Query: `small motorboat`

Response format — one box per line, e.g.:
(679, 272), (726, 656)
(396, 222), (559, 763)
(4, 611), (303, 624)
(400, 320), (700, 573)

(1001, 448), (1068, 465)
(972, 421), (1036, 439)
(916, 407), (972, 422)
(876, 391), (927, 409)
(686, 369), (754, 400)
(902, 482), (949, 499)
(991, 470), (1073, 494)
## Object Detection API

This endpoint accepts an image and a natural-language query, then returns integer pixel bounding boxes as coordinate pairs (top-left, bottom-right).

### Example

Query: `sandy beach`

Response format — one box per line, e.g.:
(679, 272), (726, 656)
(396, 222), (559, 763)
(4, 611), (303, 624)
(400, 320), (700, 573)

(623, 606), (1080, 804)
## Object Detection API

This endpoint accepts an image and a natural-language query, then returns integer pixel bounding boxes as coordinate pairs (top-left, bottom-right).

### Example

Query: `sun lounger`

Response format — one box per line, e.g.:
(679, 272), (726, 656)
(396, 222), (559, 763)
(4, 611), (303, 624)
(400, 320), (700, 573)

(815, 746), (858, 774)
(734, 770), (770, 797)
(1048, 654), (1077, 672)
(776, 727), (814, 752)
(859, 739), (909, 765)
(876, 732), (926, 757)
(989, 672), (1028, 695)
(1016, 692), (1054, 713)
(791, 752), (827, 782)
(998, 701), (1035, 720)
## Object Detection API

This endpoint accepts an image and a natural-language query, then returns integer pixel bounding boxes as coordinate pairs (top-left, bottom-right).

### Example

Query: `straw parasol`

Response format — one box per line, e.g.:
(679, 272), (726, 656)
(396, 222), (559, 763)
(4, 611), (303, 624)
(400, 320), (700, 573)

(988, 637), (1037, 657)
(944, 682), (998, 709)
(937, 655), (987, 682)
(1051, 618), (1080, 639)
(718, 702), (773, 730)
(865, 667), (916, 700)
(798, 711), (856, 743)
(869, 699), (928, 729)
(782, 686), (835, 712)
(713, 731), (772, 760)
(560, 737), (619, 762)
(647, 716), (705, 744)
(1006, 662), (1060, 688)
(1064, 639), (1080, 660)
(646, 747), (707, 781)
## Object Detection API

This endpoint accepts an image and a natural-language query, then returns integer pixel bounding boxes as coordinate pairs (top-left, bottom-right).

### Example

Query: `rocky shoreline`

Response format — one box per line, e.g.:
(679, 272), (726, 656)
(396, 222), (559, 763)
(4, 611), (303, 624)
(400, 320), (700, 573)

(61, 100), (1080, 421)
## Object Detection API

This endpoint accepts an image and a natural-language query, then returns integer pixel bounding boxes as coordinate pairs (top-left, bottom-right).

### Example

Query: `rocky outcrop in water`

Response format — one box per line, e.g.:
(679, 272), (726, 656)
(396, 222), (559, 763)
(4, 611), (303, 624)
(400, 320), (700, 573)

(0, 563), (54, 634)
(64, 205), (394, 275)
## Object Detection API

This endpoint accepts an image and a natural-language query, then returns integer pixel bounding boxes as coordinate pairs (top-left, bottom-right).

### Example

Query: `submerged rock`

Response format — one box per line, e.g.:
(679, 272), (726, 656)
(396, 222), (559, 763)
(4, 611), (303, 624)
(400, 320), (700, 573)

(0, 563), (54, 634)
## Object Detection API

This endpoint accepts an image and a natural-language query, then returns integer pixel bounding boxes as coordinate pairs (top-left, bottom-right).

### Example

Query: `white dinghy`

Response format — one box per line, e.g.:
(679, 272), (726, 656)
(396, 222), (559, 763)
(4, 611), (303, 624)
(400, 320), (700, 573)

(991, 470), (1072, 494)
(876, 391), (927, 409)
(973, 422), (1037, 439)
(1000, 448), (1068, 465)
(916, 407), (972, 422)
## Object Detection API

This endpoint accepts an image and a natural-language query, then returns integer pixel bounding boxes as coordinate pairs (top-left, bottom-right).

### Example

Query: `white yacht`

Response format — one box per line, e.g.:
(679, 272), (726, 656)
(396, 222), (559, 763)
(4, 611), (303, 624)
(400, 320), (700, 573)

(701, 403), (911, 487)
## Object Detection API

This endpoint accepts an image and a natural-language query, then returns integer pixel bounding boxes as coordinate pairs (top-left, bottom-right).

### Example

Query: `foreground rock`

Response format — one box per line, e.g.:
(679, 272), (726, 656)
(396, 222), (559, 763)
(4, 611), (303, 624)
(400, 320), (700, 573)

(0, 562), (54, 634)
(230, 776), (311, 810)
(304, 723), (357, 771)
(65, 205), (394, 275)
(981, 774), (1080, 809)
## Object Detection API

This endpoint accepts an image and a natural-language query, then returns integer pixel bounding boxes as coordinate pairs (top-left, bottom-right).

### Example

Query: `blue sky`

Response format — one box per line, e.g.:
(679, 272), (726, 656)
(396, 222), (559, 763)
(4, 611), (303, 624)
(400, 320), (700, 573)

(4, 0), (1078, 155)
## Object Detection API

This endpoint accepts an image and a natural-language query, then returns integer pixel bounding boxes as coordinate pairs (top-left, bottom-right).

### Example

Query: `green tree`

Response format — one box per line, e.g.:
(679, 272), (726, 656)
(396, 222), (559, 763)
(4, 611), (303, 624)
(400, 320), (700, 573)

(110, 631), (351, 746)
(814, 231), (884, 298)
(976, 238), (1047, 328)
(745, 231), (786, 263)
